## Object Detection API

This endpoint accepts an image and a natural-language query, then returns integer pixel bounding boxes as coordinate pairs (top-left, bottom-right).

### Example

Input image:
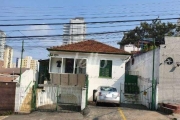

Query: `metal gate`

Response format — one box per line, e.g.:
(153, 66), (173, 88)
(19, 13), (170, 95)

(35, 75), (88, 112)
(120, 83), (152, 109)
(0, 82), (16, 114)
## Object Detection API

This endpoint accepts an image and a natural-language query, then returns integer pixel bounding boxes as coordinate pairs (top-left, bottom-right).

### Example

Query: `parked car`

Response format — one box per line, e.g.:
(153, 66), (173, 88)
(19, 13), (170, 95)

(94, 86), (120, 106)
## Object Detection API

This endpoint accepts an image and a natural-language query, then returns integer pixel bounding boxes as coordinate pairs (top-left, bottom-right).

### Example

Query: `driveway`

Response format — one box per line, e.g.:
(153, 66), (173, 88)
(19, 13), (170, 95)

(86, 103), (171, 120)
(1, 103), (176, 120)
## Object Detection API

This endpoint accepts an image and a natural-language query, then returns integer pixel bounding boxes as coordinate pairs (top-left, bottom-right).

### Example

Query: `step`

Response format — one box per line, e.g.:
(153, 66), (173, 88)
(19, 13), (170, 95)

(160, 106), (175, 114)
(163, 103), (179, 110)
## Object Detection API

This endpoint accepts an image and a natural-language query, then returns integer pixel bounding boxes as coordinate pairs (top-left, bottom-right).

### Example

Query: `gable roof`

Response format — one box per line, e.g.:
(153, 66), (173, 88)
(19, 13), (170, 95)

(47, 40), (131, 55)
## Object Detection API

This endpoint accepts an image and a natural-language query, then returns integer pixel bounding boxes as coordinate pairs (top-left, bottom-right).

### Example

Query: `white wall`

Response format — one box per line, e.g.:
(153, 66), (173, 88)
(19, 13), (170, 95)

(158, 37), (180, 103)
(49, 51), (130, 101)
(14, 69), (34, 87)
(126, 49), (160, 108)
(14, 69), (34, 112)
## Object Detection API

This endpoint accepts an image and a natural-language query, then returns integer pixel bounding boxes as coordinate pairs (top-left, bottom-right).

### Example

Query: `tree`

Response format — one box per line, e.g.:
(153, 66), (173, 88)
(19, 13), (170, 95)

(119, 19), (179, 46)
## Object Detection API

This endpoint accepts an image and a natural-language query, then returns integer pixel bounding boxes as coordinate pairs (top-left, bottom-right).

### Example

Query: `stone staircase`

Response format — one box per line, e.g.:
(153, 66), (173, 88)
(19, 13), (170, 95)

(159, 103), (180, 114)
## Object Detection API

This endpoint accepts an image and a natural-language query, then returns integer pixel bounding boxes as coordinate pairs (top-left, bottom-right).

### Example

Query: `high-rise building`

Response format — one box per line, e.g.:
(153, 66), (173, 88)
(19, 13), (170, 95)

(63, 17), (86, 45)
(0, 30), (6, 60)
(4, 45), (13, 68)
(17, 56), (38, 71)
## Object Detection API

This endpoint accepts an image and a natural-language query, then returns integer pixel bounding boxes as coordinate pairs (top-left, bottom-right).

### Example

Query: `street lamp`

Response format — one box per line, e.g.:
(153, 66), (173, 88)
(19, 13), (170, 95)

(142, 38), (156, 110)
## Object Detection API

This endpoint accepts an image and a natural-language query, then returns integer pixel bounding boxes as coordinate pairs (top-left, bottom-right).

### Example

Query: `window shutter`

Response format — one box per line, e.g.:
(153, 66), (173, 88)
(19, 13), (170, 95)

(99, 60), (112, 78)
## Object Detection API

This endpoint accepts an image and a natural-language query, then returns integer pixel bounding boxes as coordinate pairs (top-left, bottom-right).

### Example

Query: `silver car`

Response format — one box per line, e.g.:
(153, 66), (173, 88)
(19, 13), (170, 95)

(94, 86), (120, 106)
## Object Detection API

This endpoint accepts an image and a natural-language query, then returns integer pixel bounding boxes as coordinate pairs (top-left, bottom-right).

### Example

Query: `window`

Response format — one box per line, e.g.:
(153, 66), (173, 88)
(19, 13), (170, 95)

(65, 58), (74, 73)
(100, 87), (117, 92)
(99, 60), (112, 78)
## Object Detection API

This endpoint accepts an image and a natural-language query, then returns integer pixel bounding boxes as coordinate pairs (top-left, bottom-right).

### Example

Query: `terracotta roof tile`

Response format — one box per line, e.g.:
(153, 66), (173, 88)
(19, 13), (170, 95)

(47, 40), (131, 55)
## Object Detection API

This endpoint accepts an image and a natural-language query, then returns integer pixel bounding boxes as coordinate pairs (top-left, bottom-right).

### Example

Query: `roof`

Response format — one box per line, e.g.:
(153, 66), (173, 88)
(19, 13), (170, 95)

(0, 68), (29, 75)
(47, 40), (131, 55)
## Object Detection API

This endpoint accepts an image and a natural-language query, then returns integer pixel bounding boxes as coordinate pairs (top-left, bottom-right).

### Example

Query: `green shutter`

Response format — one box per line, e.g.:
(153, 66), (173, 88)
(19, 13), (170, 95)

(99, 60), (112, 78)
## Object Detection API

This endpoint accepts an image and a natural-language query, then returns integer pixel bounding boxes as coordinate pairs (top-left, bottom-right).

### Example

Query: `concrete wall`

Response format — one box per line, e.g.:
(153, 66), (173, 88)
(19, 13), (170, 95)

(49, 51), (130, 101)
(14, 69), (34, 113)
(14, 69), (34, 87)
(127, 49), (160, 81)
(126, 49), (160, 108)
(158, 37), (180, 103)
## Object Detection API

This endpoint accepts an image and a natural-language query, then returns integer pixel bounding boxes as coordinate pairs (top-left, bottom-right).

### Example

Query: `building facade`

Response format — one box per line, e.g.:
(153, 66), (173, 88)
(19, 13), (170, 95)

(17, 56), (38, 71)
(0, 30), (6, 61)
(47, 40), (131, 101)
(63, 17), (86, 45)
(122, 44), (141, 53)
(126, 36), (180, 109)
(4, 45), (13, 68)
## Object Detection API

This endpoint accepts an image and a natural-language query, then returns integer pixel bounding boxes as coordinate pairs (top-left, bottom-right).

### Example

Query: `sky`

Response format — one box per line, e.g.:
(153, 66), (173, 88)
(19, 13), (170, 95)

(0, 0), (179, 62)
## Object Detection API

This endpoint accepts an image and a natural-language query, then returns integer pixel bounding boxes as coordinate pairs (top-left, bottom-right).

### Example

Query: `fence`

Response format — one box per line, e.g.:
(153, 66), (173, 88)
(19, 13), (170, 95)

(35, 74), (88, 112)
(120, 83), (152, 109)
(36, 85), (87, 112)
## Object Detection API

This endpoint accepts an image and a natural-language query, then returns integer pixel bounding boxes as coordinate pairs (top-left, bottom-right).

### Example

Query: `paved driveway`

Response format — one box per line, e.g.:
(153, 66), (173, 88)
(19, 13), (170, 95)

(1, 103), (175, 120)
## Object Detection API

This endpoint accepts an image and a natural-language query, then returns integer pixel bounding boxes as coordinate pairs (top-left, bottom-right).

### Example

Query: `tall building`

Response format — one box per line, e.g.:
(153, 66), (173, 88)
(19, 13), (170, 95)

(63, 17), (86, 44)
(0, 30), (6, 60)
(4, 45), (13, 68)
(17, 56), (38, 71)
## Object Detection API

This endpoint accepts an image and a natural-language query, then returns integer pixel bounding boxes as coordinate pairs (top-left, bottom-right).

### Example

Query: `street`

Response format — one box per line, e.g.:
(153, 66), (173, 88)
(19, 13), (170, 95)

(0, 103), (174, 120)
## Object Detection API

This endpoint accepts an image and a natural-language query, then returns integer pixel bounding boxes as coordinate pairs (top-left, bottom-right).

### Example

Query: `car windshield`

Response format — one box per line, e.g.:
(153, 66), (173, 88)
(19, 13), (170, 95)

(100, 87), (117, 92)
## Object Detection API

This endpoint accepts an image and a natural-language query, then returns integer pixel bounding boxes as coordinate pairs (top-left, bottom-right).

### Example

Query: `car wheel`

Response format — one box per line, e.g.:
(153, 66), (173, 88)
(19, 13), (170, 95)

(116, 103), (120, 107)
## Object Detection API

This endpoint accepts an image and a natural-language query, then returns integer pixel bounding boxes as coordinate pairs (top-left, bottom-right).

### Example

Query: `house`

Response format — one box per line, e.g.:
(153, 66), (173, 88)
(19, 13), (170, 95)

(47, 40), (131, 101)
(125, 36), (180, 111)
(120, 44), (141, 53)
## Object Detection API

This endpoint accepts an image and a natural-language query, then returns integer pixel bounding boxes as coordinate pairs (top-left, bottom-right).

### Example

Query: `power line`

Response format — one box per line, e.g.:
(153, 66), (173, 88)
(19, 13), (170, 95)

(4, 24), (140, 33)
(0, 9), (179, 19)
(0, 1), (179, 15)
(0, 17), (179, 27)
(0, 13), (179, 22)
(0, 30), (135, 39)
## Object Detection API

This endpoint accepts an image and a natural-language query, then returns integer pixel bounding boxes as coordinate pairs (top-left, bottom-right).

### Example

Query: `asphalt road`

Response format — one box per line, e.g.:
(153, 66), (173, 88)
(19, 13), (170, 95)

(1, 103), (174, 120)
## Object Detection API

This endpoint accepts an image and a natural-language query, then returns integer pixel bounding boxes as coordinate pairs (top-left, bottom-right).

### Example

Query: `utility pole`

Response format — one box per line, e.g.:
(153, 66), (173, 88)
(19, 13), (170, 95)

(151, 38), (156, 110)
(143, 37), (156, 110)
(19, 40), (24, 84)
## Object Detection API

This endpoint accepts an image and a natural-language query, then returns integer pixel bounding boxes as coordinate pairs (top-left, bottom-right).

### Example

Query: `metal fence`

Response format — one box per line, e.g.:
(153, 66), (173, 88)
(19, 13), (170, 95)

(35, 75), (89, 112)
(120, 83), (152, 109)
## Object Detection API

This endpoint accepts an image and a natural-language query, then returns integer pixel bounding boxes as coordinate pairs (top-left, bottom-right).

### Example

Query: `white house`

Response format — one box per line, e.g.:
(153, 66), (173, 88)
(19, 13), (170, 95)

(121, 44), (141, 53)
(47, 40), (131, 101)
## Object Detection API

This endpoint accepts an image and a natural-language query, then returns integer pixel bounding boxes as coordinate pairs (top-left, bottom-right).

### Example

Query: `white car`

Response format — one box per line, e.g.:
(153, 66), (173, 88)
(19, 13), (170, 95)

(94, 86), (120, 106)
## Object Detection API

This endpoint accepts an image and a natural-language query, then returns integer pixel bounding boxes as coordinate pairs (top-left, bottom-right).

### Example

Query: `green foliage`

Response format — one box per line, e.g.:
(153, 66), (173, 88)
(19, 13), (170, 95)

(119, 20), (179, 45)
(0, 111), (13, 116)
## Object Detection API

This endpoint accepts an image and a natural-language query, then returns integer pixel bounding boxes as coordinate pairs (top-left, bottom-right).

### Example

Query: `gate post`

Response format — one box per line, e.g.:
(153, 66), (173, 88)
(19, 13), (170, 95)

(31, 80), (37, 111)
(85, 75), (89, 107)
(56, 85), (59, 111)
